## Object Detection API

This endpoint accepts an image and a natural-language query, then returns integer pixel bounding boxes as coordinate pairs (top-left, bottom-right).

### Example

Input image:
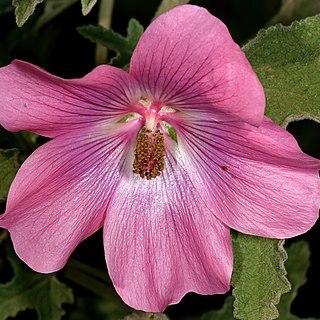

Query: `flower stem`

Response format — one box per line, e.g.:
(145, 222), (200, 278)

(95, 0), (114, 65)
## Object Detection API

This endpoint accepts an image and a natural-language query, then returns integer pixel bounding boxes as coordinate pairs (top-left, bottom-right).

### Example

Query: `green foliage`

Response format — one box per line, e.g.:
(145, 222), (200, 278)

(0, 244), (74, 320)
(231, 233), (290, 320)
(243, 15), (320, 127)
(230, 17), (320, 318)
(78, 18), (144, 68)
(0, 149), (19, 201)
(123, 312), (170, 320)
(232, 16), (320, 320)
(12, 0), (44, 27)
(196, 241), (316, 320)
(266, 0), (320, 26)
(64, 259), (132, 319)
(69, 296), (131, 320)
(154, 0), (190, 19)
(35, 0), (78, 30)
(81, 0), (97, 15)
(278, 241), (318, 320)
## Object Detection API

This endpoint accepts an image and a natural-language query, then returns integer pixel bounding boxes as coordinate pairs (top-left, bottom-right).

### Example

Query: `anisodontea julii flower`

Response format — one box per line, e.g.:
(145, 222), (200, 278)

(0, 5), (319, 312)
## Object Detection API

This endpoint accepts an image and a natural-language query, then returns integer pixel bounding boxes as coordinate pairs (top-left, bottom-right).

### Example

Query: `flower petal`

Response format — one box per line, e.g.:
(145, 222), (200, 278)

(0, 60), (141, 137)
(175, 116), (320, 238)
(130, 5), (264, 126)
(104, 150), (232, 312)
(0, 122), (140, 273)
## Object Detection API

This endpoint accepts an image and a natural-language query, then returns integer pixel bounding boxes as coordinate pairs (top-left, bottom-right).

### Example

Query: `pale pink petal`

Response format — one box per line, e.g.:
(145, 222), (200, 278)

(104, 149), (232, 312)
(130, 5), (264, 126)
(174, 116), (320, 238)
(0, 60), (141, 137)
(0, 121), (141, 273)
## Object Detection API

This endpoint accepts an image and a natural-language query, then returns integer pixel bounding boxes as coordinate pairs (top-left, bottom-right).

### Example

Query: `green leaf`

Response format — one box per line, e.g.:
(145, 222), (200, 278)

(278, 241), (318, 320)
(231, 16), (320, 320)
(12, 0), (44, 27)
(0, 149), (19, 201)
(123, 312), (170, 320)
(126, 18), (144, 51)
(81, 0), (97, 15)
(231, 233), (291, 320)
(243, 15), (320, 128)
(266, 0), (320, 27)
(154, 0), (190, 19)
(78, 25), (128, 55)
(0, 244), (74, 320)
(78, 18), (144, 68)
(64, 259), (131, 319)
(34, 0), (78, 30)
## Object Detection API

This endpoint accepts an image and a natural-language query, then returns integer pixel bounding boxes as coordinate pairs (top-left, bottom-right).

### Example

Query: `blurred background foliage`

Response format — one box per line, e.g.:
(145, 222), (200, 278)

(0, 0), (319, 319)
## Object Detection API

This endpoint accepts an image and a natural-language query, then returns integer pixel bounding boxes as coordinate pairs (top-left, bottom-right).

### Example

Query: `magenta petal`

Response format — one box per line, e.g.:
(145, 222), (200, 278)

(0, 60), (141, 137)
(130, 5), (265, 126)
(176, 116), (320, 238)
(104, 151), (232, 312)
(0, 123), (139, 273)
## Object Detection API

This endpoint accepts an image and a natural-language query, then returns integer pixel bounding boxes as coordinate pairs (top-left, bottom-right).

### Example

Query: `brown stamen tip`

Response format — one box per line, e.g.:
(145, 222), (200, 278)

(133, 128), (165, 180)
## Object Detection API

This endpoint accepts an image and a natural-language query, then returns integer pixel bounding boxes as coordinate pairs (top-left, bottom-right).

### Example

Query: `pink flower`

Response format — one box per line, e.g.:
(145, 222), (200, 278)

(0, 4), (319, 312)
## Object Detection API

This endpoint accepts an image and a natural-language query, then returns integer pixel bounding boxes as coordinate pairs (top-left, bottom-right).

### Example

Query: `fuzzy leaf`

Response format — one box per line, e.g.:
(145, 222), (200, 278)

(0, 244), (74, 320)
(12, 0), (44, 27)
(126, 18), (144, 51)
(81, 0), (97, 15)
(35, 0), (78, 30)
(243, 15), (320, 127)
(0, 149), (19, 201)
(78, 18), (144, 68)
(231, 16), (320, 320)
(278, 241), (318, 320)
(231, 233), (290, 320)
(78, 25), (128, 53)
(154, 0), (190, 19)
(266, 0), (320, 27)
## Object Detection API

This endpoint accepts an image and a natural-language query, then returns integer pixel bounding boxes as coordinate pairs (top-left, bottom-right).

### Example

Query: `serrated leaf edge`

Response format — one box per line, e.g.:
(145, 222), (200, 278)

(243, 14), (320, 54)
(232, 239), (291, 320)
(12, 0), (44, 27)
(282, 113), (320, 129)
(81, 0), (97, 16)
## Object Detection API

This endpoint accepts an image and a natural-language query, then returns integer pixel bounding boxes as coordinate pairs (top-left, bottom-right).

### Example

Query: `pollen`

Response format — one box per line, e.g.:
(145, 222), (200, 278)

(133, 128), (165, 180)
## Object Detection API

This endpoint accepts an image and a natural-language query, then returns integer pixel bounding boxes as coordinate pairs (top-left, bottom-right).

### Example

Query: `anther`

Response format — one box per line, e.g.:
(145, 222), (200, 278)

(133, 128), (165, 180)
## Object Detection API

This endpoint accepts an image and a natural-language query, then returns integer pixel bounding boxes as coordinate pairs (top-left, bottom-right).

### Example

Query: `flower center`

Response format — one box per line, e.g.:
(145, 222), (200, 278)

(118, 98), (178, 180)
(133, 128), (165, 180)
